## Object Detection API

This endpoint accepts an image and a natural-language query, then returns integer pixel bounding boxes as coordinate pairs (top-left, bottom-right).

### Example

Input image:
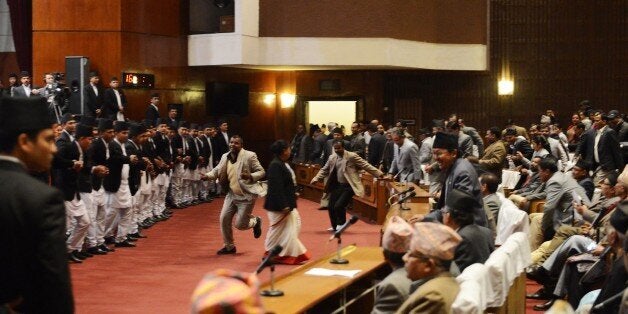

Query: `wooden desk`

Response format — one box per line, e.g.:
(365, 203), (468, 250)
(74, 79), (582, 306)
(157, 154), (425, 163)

(388, 182), (430, 204)
(260, 246), (387, 314)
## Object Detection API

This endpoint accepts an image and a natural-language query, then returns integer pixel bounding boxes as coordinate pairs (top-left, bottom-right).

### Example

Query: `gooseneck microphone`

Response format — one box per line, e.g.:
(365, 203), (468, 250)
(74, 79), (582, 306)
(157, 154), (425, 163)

(329, 215), (360, 241)
(395, 191), (417, 205)
(391, 186), (415, 197)
(256, 245), (283, 274)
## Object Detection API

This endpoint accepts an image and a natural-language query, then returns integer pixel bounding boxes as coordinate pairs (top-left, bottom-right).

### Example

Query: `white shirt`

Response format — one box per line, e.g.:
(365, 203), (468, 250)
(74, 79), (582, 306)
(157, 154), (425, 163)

(23, 84), (31, 97)
(594, 125), (606, 163)
(91, 83), (98, 96)
(221, 131), (229, 145)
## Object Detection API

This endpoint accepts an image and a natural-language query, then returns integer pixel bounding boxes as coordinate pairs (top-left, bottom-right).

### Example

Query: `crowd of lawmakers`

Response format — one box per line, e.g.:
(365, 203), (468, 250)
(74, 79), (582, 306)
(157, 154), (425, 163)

(1, 68), (627, 313)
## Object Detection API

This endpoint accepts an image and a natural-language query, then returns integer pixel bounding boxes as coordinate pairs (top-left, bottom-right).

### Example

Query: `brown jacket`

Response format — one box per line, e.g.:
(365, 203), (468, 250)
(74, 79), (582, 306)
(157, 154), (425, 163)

(396, 272), (460, 314)
(311, 150), (382, 197)
(479, 140), (506, 178)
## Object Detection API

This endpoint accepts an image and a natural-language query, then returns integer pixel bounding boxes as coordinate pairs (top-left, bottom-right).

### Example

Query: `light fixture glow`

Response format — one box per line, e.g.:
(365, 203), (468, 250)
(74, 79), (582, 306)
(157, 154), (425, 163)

(498, 79), (514, 95)
(280, 93), (296, 108)
(263, 94), (276, 105)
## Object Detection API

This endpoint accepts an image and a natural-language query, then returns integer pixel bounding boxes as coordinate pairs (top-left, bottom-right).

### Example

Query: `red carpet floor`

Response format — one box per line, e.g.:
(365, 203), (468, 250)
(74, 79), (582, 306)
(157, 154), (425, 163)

(70, 197), (382, 313)
(70, 197), (548, 313)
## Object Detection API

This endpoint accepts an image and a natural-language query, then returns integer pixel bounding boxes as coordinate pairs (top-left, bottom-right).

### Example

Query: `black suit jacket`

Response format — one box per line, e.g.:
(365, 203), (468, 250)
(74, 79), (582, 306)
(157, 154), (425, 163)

(102, 88), (127, 120)
(53, 131), (81, 201)
(508, 138), (534, 161)
(454, 224), (495, 272)
(103, 139), (131, 193)
(198, 135), (212, 161)
(264, 157), (297, 211)
(187, 137), (200, 170)
(145, 104), (160, 125)
(213, 132), (230, 164)
(153, 132), (173, 164)
(576, 127), (624, 171)
(367, 132), (386, 167)
(88, 138), (108, 190)
(0, 160), (74, 313)
(125, 140), (144, 196)
(84, 84), (103, 117)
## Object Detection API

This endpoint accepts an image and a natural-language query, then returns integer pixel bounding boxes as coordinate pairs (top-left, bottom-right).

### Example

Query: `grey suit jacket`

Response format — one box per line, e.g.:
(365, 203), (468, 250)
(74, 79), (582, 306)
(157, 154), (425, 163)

(454, 224), (495, 272)
(457, 131), (474, 157)
(541, 171), (592, 240)
(389, 139), (421, 183)
(372, 267), (412, 314)
(463, 126), (485, 156)
(11, 85), (39, 98)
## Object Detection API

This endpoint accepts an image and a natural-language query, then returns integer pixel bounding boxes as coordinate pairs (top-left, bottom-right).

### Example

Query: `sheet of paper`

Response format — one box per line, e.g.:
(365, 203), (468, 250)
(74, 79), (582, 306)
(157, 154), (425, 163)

(571, 191), (583, 221)
(304, 268), (362, 278)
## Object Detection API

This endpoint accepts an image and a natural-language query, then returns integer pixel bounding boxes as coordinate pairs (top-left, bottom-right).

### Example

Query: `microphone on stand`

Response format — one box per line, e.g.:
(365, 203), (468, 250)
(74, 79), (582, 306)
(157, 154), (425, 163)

(256, 245), (283, 274)
(329, 216), (359, 264)
(391, 186), (415, 198)
(392, 168), (407, 181)
(329, 215), (359, 241)
(395, 191), (416, 209)
(258, 245), (284, 297)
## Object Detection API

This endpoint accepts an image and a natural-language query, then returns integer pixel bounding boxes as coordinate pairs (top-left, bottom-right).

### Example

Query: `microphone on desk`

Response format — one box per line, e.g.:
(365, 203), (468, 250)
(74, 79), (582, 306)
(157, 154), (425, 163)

(329, 215), (359, 241)
(392, 168), (407, 181)
(256, 245), (283, 274)
(394, 191), (416, 205)
(392, 186), (415, 197)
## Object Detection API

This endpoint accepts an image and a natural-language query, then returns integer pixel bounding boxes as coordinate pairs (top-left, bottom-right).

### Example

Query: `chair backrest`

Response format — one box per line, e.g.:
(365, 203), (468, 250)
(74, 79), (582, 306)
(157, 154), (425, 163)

(452, 263), (493, 313)
(495, 195), (530, 245)
(484, 232), (531, 307)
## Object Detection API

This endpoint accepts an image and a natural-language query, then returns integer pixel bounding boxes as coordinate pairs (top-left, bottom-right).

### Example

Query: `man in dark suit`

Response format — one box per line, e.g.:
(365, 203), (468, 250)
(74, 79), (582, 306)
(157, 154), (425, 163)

(84, 71), (103, 117)
(197, 124), (214, 201)
(145, 92), (161, 125)
(103, 121), (138, 247)
(102, 77), (127, 121)
(125, 122), (150, 239)
(366, 123), (386, 168)
(85, 119), (115, 254)
(504, 127), (534, 165)
(10, 71), (41, 98)
(0, 96), (74, 313)
(153, 118), (175, 213)
(575, 111), (624, 183)
(443, 189), (494, 273)
(213, 120), (230, 167)
(53, 119), (94, 263)
(421, 132), (488, 227)
(165, 108), (179, 129)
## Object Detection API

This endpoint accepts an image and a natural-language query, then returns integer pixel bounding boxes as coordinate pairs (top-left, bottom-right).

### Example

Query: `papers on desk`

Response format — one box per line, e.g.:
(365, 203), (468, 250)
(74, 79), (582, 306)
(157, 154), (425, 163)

(501, 170), (521, 189)
(304, 268), (362, 278)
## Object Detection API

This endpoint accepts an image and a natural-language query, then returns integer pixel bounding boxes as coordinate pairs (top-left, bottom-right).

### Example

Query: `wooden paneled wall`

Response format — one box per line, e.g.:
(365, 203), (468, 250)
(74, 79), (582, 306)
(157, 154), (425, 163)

(383, 0), (628, 133)
(31, 0), (626, 164)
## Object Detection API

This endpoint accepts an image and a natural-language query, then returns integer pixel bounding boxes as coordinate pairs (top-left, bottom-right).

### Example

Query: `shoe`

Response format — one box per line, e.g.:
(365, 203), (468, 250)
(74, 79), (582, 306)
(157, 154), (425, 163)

(87, 247), (107, 255)
(526, 265), (549, 284)
(126, 235), (138, 242)
(104, 236), (115, 244)
(526, 287), (554, 300)
(68, 252), (83, 263)
(128, 232), (147, 239)
(253, 216), (262, 239)
(533, 298), (556, 311)
(217, 246), (237, 255)
(327, 227), (336, 232)
(77, 250), (94, 258)
(114, 240), (136, 248)
(99, 244), (115, 252)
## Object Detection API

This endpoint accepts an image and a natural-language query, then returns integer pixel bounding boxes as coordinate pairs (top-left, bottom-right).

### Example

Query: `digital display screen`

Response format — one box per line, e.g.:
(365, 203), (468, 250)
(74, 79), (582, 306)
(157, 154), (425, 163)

(122, 72), (154, 89)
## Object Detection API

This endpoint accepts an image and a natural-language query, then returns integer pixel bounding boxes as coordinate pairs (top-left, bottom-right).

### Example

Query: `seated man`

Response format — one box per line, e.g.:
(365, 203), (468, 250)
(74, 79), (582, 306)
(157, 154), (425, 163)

(571, 159), (595, 201)
(508, 156), (545, 211)
(526, 203), (626, 311)
(480, 173), (500, 239)
(372, 216), (413, 314)
(397, 222), (462, 314)
(528, 157), (591, 250)
(530, 172), (623, 264)
(444, 189), (495, 273)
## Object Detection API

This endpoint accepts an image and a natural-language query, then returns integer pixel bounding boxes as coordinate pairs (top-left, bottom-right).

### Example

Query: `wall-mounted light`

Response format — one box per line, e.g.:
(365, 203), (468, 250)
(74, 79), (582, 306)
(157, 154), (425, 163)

(498, 79), (514, 96)
(280, 93), (296, 108)
(263, 94), (276, 105)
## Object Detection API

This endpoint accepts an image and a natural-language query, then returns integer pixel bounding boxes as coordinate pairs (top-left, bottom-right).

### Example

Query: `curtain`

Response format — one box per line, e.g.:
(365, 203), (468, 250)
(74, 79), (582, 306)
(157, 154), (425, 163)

(7, 0), (31, 73)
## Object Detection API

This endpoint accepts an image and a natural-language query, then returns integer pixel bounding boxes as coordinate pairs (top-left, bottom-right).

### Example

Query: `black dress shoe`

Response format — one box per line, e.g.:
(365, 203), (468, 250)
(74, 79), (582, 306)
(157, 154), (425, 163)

(217, 246), (237, 255)
(68, 252), (83, 263)
(99, 244), (115, 252)
(87, 247), (107, 255)
(77, 250), (94, 258)
(115, 240), (136, 248)
(104, 236), (115, 244)
(526, 287), (554, 300)
(533, 298), (556, 311)
(129, 232), (147, 239)
(526, 265), (549, 284)
(253, 216), (262, 239)
(126, 235), (138, 242)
